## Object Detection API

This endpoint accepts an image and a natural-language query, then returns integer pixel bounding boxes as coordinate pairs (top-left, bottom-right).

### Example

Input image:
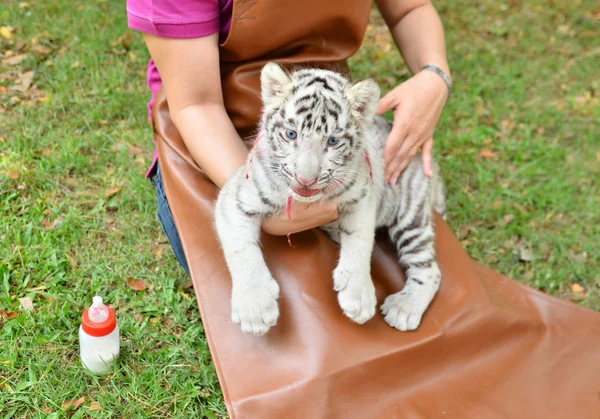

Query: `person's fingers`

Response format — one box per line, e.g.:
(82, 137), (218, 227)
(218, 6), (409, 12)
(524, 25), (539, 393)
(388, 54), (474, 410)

(421, 138), (433, 177)
(383, 117), (409, 167)
(389, 159), (410, 185)
(318, 201), (340, 223)
(265, 200), (339, 235)
(376, 89), (399, 115)
(389, 142), (420, 184)
(385, 136), (419, 184)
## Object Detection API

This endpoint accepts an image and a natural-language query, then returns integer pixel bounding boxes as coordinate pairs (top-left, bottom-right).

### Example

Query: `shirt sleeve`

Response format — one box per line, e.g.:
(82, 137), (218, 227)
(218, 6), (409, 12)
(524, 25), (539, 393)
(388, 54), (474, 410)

(127, 0), (220, 39)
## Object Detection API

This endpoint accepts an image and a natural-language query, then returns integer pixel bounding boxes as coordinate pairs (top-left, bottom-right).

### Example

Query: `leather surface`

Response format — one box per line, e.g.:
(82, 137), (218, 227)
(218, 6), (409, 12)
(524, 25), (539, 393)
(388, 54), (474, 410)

(151, 0), (600, 417)
(218, 0), (370, 140)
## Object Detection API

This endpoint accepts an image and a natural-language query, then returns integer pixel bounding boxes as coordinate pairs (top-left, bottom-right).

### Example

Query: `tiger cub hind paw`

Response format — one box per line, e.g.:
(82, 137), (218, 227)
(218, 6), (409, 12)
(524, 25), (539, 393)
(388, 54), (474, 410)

(381, 289), (431, 331)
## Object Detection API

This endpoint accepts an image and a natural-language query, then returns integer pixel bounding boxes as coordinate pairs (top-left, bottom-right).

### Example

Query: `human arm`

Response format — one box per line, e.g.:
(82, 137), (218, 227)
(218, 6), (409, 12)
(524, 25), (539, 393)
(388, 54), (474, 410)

(142, 33), (338, 235)
(142, 33), (248, 189)
(375, 0), (451, 182)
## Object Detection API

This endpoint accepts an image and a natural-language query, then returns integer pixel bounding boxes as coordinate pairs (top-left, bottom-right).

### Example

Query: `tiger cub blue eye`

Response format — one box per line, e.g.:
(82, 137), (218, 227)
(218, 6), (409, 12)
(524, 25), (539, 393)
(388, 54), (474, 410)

(327, 137), (340, 146)
(286, 129), (297, 140)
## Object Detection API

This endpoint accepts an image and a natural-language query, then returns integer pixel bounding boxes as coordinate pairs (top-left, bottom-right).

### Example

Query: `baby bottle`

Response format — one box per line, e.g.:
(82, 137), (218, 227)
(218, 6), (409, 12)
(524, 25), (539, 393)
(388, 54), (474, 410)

(79, 296), (120, 374)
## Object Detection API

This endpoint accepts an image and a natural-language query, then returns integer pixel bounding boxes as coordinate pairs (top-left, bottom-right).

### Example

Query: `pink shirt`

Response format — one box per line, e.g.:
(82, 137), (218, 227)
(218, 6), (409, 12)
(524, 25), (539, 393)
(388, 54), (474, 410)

(126, 0), (233, 176)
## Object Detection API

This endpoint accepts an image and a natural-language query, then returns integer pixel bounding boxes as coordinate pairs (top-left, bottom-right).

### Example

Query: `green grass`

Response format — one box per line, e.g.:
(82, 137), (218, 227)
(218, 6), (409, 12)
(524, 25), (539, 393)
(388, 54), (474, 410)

(1, 0), (598, 416)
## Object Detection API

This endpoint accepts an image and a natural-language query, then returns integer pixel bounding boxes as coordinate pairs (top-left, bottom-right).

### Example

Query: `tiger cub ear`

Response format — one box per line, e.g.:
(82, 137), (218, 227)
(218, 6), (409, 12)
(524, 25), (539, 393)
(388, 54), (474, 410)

(347, 79), (380, 123)
(261, 63), (292, 109)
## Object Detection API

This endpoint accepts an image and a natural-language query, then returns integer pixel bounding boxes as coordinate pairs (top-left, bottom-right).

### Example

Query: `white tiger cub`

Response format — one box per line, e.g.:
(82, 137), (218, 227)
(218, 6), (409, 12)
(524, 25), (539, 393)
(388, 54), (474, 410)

(215, 63), (446, 336)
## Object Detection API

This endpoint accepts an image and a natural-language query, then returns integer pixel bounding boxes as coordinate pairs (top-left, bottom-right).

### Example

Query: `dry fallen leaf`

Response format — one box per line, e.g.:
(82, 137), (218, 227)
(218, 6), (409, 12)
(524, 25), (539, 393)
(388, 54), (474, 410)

(41, 216), (64, 230)
(571, 251), (588, 263)
(2, 54), (27, 66)
(19, 2), (30, 8)
(66, 253), (78, 269)
(458, 225), (471, 239)
(13, 71), (35, 92)
(127, 277), (148, 291)
(128, 145), (146, 157)
(0, 26), (13, 40)
(111, 33), (133, 49)
(7, 170), (20, 180)
(152, 242), (171, 258)
(539, 243), (551, 261)
(183, 280), (194, 289)
(519, 247), (534, 262)
(62, 397), (85, 411)
(0, 310), (19, 320)
(87, 401), (102, 411)
(502, 214), (514, 225)
(479, 149), (497, 160)
(19, 297), (34, 312)
(569, 283), (585, 294)
(29, 285), (47, 291)
(71, 61), (80, 68)
(30, 44), (50, 56)
(105, 187), (121, 199)
(40, 406), (52, 414)
(523, 270), (535, 281)
(164, 317), (174, 329)
(133, 313), (144, 322)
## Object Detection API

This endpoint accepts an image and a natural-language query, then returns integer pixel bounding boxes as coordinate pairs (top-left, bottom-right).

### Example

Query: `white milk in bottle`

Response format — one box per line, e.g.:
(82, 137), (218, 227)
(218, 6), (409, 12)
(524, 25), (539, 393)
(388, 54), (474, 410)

(79, 296), (120, 374)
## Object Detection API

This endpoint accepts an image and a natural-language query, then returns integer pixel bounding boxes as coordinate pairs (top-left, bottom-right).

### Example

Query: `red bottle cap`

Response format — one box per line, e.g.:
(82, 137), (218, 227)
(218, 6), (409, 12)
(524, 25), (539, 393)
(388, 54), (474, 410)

(81, 306), (116, 337)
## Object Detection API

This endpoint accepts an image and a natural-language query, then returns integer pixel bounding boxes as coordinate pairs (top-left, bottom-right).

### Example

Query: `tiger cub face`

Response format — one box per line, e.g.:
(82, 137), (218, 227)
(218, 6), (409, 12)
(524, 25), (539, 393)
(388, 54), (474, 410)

(259, 63), (380, 202)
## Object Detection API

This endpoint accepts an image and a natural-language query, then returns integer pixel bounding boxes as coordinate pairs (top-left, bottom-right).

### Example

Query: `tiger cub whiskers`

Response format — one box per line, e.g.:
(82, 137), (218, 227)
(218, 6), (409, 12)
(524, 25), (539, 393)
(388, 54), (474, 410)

(215, 63), (446, 336)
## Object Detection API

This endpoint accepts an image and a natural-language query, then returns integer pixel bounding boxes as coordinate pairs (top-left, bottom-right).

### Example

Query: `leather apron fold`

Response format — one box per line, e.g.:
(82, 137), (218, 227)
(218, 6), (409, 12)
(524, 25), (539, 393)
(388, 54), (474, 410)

(152, 0), (600, 417)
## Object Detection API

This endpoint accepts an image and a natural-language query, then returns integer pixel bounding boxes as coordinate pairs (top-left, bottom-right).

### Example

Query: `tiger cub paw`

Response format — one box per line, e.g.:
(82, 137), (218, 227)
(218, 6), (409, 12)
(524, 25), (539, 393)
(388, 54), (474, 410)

(334, 269), (377, 324)
(381, 289), (429, 331)
(231, 275), (280, 336)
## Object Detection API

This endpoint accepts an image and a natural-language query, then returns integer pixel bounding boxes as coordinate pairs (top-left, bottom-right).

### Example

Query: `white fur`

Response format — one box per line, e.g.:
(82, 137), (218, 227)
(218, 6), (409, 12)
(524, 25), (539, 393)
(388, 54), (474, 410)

(215, 64), (446, 335)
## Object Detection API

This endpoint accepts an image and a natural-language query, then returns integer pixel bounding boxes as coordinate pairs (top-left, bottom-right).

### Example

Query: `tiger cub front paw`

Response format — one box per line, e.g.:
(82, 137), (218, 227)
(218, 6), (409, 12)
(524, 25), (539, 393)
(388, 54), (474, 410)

(231, 276), (280, 336)
(334, 268), (377, 324)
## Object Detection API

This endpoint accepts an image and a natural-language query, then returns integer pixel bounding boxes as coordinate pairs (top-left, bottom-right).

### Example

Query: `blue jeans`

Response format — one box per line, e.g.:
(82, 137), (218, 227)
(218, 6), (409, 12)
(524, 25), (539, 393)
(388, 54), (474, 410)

(150, 164), (190, 274)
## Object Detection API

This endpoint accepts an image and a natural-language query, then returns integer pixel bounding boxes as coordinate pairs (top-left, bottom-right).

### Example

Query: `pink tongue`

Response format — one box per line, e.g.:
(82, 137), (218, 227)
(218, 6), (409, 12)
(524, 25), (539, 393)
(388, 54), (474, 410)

(293, 187), (320, 197)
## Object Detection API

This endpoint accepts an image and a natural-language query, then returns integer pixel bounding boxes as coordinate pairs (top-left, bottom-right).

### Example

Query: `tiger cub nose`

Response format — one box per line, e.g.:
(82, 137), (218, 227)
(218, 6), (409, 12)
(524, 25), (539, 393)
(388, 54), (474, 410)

(295, 175), (319, 187)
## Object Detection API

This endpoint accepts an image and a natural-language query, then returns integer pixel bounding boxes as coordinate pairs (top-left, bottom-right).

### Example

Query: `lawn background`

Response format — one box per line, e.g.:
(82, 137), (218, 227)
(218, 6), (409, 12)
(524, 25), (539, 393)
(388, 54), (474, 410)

(1, 0), (598, 417)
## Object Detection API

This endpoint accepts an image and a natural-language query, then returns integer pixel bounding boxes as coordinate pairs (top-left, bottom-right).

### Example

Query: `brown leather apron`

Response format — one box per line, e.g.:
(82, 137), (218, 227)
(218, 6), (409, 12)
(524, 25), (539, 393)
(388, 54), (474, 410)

(151, 0), (600, 417)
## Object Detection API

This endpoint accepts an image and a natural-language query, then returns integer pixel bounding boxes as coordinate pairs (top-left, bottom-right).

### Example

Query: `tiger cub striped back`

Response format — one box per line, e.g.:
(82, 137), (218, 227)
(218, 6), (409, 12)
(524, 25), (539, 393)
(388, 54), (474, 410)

(214, 63), (446, 336)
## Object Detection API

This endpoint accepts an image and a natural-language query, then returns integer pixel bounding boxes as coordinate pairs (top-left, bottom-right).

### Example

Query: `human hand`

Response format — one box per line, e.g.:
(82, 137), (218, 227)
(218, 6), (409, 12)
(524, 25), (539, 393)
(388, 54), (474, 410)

(377, 69), (449, 183)
(262, 201), (339, 236)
